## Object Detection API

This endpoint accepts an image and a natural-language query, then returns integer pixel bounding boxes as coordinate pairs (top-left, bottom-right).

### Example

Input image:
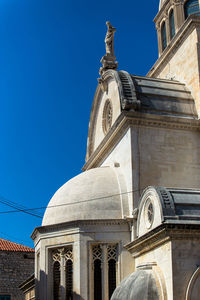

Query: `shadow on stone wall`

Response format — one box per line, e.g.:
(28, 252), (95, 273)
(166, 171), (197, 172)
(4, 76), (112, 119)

(35, 270), (84, 300)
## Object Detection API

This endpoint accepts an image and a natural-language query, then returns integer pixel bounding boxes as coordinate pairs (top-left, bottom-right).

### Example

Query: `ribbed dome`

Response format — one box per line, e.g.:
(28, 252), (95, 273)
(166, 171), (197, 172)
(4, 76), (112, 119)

(111, 270), (159, 300)
(42, 167), (129, 226)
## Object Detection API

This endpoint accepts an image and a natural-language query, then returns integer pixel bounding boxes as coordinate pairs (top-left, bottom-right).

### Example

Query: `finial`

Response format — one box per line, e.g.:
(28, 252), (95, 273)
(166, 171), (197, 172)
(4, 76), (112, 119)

(99, 21), (118, 76)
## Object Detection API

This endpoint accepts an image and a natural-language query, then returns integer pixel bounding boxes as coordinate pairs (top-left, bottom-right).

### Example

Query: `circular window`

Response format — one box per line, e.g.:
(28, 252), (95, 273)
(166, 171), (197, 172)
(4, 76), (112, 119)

(144, 199), (154, 229)
(102, 100), (113, 134)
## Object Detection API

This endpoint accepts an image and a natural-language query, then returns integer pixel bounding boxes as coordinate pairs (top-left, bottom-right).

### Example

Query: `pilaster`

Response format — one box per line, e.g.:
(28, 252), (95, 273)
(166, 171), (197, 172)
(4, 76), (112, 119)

(173, 0), (185, 30)
(156, 25), (163, 56)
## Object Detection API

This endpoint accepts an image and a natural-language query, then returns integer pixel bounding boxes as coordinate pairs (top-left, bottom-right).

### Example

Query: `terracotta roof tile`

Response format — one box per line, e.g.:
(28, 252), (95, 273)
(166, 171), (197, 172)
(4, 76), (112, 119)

(0, 238), (34, 252)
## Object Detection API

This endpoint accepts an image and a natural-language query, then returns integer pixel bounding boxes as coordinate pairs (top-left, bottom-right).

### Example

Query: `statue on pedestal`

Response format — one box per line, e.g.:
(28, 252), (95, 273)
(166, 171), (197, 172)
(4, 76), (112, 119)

(99, 21), (118, 76)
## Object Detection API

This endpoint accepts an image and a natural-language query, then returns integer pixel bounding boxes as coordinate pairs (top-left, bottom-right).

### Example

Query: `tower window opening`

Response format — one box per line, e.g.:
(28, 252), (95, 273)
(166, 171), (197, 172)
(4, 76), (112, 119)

(66, 260), (73, 300)
(94, 259), (102, 300)
(53, 261), (61, 300)
(52, 246), (73, 300)
(161, 22), (167, 51)
(184, 0), (200, 19)
(169, 10), (176, 40)
(92, 244), (118, 300)
(108, 259), (117, 299)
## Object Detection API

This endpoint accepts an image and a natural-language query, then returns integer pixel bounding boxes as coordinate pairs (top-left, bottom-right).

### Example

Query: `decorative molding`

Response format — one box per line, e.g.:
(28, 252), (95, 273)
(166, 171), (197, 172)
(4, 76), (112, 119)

(125, 224), (200, 258)
(83, 111), (200, 171)
(185, 267), (200, 300)
(118, 71), (141, 110)
(148, 16), (200, 77)
(31, 219), (129, 241)
(102, 99), (113, 134)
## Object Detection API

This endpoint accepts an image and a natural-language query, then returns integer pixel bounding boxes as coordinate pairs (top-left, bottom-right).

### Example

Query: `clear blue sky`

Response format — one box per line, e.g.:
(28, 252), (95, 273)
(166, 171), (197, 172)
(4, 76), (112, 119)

(0, 0), (159, 247)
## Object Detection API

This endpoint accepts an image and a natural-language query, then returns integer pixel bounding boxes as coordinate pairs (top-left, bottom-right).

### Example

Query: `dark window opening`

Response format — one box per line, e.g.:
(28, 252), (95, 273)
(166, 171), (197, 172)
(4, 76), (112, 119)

(0, 296), (11, 300)
(184, 0), (200, 19)
(53, 261), (61, 300)
(94, 259), (102, 300)
(169, 10), (176, 39)
(66, 260), (73, 300)
(108, 259), (116, 299)
(161, 22), (167, 51)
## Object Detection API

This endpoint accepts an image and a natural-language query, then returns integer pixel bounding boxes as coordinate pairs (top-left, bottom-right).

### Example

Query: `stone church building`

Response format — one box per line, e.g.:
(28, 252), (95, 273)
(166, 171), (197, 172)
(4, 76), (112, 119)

(31, 0), (200, 299)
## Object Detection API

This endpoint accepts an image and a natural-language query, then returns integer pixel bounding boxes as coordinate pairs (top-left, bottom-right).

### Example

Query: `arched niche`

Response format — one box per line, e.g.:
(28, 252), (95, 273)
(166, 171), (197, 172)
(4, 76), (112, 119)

(186, 267), (200, 300)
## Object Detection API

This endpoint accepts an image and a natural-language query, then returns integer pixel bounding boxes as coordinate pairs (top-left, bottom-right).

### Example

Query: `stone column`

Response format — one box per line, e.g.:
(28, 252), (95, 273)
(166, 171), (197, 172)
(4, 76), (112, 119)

(165, 15), (171, 45)
(102, 244), (108, 300)
(73, 240), (81, 300)
(156, 24), (163, 56)
(174, 0), (185, 31)
(60, 251), (65, 300)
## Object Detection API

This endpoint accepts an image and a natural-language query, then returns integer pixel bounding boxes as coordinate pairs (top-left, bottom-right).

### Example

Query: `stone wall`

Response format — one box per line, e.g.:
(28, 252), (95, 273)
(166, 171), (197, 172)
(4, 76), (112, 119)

(172, 239), (200, 300)
(156, 28), (200, 114)
(137, 126), (200, 190)
(0, 251), (34, 300)
(148, 19), (200, 116)
(135, 242), (173, 300)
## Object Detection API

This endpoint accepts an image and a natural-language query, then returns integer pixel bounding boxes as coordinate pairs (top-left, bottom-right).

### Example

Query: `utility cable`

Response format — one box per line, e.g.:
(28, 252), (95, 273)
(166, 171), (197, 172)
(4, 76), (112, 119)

(0, 188), (144, 216)
(0, 195), (43, 218)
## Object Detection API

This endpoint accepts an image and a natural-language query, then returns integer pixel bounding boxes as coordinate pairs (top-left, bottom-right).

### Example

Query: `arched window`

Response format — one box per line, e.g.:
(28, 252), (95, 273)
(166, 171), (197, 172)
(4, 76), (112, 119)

(66, 260), (73, 300)
(161, 22), (167, 51)
(108, 259), (116, 299)
(53, 261), (61, 300)
(184, 0), (200, 19)
(52, 247), (73, 300)
(94, 259), (102, 300)
(92, 244), (118, 300)
(169, 10), (175, 40)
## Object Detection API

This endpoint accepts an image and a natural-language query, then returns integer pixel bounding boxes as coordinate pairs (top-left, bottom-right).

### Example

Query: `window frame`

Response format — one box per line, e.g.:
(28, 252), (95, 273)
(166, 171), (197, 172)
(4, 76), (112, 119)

(169, 9), (176, 40)
(161, 21), (167, 51)
(50, 245), (73, 300)
(89, 242), (119, 300)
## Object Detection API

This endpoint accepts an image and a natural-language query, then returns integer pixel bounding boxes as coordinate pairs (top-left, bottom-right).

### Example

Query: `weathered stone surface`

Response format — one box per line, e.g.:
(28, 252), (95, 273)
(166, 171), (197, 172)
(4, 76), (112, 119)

(0, 251), (34, 300)
(111, 270), (159, 300)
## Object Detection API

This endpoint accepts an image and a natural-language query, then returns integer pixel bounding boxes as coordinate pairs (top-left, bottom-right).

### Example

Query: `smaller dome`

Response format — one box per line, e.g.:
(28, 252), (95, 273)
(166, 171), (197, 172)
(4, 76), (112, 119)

(111, 270), (159, 300)
(42, 167), (129, 226)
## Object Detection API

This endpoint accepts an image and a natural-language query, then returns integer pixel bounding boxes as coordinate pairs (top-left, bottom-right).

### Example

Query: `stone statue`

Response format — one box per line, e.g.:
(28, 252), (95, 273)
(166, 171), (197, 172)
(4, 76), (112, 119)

(105, 21), (116, 57)
(99, 21), (118, 76)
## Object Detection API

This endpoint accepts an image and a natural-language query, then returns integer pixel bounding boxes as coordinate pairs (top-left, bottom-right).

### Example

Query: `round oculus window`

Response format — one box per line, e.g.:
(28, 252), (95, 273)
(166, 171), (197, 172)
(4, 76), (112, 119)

(144, 199), (154, 229)
(102, 100), (113, 135)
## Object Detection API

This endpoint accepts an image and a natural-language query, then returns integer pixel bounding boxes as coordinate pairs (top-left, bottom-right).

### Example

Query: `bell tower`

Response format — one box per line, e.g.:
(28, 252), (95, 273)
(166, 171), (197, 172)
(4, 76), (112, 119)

(148, 0), (200, 116)
(155, 0), (200, 56)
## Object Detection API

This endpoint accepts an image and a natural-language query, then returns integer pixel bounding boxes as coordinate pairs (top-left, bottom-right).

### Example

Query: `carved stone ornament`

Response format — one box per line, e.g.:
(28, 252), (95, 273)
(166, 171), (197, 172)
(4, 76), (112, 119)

(99, 21), (118, 76)
(144, 198), (154, 229)
(102, 99), (113, 134)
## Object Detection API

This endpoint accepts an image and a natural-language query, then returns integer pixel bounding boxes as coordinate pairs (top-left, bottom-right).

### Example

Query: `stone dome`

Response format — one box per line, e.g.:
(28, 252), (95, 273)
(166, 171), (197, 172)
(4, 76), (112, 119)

(111, 270), (159, 300)
(42, 166), (129, 226)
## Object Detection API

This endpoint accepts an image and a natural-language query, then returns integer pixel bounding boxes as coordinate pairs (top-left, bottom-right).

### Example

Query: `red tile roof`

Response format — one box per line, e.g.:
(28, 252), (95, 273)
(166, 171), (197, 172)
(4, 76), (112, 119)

(0, 238), (34, 252)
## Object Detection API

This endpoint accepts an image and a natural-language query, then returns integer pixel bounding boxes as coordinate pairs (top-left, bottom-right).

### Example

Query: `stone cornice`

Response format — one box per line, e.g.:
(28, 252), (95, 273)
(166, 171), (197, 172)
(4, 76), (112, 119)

(148, 15), (200, 77)
(31, 218), (128, 241)
(83, 110), (200, 171)
(154, 0), (174, 24)
(125, 223), (200, 258)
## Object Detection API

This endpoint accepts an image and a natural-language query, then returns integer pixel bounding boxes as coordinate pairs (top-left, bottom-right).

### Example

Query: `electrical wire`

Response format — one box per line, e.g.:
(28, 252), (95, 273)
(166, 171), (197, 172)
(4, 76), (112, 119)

(0, 188), (144, 216)
(0, 194), (43, 218)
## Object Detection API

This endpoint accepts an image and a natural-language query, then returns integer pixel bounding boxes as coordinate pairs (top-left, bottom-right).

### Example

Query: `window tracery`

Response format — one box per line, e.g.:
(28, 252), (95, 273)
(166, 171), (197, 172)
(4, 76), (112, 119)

(52, 246), (73, 300)
(91, 244), (118, 300)
(102, 99), (113, 135)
